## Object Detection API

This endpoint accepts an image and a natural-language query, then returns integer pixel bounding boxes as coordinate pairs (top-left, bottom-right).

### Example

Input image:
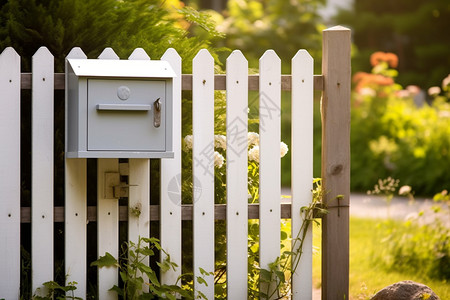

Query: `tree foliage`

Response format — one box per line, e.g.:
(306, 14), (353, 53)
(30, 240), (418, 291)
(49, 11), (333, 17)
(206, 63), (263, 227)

(210, 0), (325, 71)
(0, 0), (223, 71)
(335, 0), (450, 88)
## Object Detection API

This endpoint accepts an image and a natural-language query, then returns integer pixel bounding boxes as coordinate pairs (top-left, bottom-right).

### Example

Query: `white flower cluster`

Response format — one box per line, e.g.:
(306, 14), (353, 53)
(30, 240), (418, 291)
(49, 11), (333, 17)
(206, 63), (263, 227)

(280, 142), (289, 158)
(214, 151), (225, 168)
(182, 131), (288, 166)
(247, 132), (289, 163)
(183, 135), (193, 151)
(214, 134), (227, 150)
(247, 132), (259, 147)
(248, 146), (260, 163)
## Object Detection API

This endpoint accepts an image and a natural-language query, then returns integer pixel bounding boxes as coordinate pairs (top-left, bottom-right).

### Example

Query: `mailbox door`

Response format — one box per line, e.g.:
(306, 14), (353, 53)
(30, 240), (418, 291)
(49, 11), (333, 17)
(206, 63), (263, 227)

(87, 79), (166, 151)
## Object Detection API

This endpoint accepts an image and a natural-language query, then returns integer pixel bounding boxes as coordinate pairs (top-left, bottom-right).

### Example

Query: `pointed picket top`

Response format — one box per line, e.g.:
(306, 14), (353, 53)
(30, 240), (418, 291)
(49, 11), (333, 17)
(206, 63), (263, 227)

(98, 47), (119, 60)
(161, 48), (181, 63)
(292, 49), (313, 64)
(259, 49), (280, 69)
(0, 47), (21, 75)
(324, 25), (351, 32)
(1, 46), (20, 59)
(292, 49), (313, 85)
(128, 48), (150, 60)
(33, 46), (53, 60)
(32, 47), (54, 81)
(259, 50), (281, 90)
(66, 47), (87, 59)
(193, 48), (214, 65)
(226, 49), (247, 66)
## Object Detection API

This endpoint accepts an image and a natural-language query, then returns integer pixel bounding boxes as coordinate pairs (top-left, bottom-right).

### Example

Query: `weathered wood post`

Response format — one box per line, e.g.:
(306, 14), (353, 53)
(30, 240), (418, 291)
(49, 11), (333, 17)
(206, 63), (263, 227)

(321, 26), (351, 300)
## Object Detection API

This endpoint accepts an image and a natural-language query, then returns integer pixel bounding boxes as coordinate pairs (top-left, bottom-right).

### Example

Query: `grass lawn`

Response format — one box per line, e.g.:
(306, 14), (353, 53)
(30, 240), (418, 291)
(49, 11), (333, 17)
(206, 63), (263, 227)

(312, 217), (450, 300)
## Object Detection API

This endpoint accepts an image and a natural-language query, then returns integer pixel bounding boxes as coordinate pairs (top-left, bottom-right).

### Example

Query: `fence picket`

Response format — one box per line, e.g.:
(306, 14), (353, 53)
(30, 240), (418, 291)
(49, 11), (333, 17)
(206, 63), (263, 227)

(226, 50), (249, 299)
(0, 47), (21, 299)
(291, 50), (314, 299)
(128, 48), (151, 293)
(192, 49), (215, 299)
(259, 50), (281, 299)
(160, 48), (182, 286)
(96, 48), (120, 300)
(65, 47), (88, 297)
(31, 47), (55, 295)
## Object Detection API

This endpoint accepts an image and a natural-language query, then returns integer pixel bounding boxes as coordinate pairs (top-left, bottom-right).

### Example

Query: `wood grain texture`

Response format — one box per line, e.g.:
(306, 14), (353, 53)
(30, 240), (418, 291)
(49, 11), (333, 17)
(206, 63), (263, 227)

(321, 26), (351, 300)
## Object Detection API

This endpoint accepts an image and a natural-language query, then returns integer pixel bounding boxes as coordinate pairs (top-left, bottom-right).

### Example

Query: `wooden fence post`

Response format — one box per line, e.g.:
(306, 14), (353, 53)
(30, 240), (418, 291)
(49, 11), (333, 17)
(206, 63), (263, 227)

(321, 26), (351, 300)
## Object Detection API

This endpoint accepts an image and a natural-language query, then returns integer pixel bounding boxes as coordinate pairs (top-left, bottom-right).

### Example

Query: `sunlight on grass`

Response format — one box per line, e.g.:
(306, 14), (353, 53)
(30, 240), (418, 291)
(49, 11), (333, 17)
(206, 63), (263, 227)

(311, 217), (449, 300)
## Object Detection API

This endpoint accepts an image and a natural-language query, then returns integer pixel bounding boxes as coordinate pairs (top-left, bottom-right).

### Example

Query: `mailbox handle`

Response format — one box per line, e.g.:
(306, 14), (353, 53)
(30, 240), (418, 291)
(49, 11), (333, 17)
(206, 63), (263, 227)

(153, 98), (161, 128)
(96, 104), (151, 111)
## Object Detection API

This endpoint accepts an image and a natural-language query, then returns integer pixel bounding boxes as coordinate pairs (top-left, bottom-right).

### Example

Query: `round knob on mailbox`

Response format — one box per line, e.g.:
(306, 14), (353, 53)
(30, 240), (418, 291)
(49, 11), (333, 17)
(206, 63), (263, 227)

(117, 86), (131, 100)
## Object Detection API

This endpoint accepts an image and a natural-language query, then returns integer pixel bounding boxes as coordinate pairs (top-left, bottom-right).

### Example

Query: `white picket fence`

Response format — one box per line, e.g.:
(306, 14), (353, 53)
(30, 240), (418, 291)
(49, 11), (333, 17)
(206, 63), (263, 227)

(0, 26), (351, 299)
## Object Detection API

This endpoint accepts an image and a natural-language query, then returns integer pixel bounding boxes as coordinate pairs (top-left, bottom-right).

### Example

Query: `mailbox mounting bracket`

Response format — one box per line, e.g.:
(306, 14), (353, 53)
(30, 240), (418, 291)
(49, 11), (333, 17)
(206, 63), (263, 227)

(104, 163), (137, 199)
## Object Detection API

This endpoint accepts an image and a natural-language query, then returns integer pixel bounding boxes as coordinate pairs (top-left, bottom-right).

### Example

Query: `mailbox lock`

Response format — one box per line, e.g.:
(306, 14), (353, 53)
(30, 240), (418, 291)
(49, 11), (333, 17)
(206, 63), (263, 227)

(153, 98), (161, 128)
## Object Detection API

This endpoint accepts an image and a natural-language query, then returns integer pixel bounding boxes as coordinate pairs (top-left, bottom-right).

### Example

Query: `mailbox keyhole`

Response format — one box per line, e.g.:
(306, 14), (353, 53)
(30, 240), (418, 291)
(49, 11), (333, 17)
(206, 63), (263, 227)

(153, 98), (161, 128)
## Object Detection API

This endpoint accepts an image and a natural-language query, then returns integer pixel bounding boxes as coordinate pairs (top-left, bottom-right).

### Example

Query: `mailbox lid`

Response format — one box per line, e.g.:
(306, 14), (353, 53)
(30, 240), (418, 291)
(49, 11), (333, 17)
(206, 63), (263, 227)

(87, 79), (166, 151)
(68, 58), (176, 78)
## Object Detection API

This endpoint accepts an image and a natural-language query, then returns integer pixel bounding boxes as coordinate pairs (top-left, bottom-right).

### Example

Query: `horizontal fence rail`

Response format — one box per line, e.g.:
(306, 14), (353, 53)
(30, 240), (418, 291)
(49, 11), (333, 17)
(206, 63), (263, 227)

(20, 203), (311, 223)
(20, 73), (324, 91)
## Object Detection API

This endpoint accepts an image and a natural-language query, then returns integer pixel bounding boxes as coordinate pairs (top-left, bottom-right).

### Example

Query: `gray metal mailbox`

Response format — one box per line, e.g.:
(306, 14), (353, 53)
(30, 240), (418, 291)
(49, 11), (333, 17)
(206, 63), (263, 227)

(65, 58), (175, 158)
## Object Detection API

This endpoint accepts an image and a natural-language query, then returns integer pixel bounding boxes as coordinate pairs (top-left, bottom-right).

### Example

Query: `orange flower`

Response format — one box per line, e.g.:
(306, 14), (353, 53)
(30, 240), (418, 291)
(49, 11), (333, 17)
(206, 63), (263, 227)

(370, 52), (398, 68)
(353, 72), (394, 92)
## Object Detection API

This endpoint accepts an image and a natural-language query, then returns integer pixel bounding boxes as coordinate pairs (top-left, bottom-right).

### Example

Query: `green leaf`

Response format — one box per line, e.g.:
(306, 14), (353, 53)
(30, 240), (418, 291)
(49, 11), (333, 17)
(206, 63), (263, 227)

(90, 252), (118, 268)
(148, 270), (161, 287)
(275, 270), (285, 283)
(109, 285), (123, 297)
(259, 269), (272, 282)
(197, 276), (208, 286)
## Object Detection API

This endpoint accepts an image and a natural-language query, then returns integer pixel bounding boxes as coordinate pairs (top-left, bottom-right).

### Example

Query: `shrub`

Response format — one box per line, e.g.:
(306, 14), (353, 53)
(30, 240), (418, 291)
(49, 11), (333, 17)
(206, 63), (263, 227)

(351, 52), (450, 195)
(372, 190), (450, 280)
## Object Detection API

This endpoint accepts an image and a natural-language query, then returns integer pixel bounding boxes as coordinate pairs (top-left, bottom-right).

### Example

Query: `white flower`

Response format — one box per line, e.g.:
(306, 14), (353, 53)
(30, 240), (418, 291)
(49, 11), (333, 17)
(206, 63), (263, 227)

(398, 185), (412, 196)
(396, 89), (410, 99)
(427, 86), (441, 96)
(214, 151), (225, 168)
(183, 135), (193, 151)
(406, 85), (421, 96)
(280, 142), (289, 158)
(247, 132), (259, 147)
(359, 87), (376, 97)
(214, 134), (227, 150)
(248, 146), (260, 163)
